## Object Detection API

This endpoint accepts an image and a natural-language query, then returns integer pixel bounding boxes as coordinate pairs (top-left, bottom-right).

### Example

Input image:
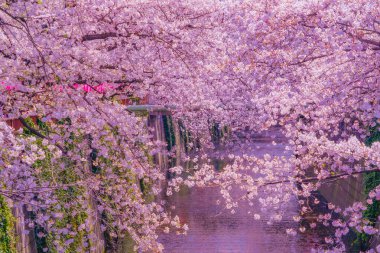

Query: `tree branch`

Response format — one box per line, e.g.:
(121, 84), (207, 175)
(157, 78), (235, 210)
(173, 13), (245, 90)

(18, 117), (47, 139)
(82, 32), (118, 42)
(18, 117), (66, 153)
(261, 169), (380, 187)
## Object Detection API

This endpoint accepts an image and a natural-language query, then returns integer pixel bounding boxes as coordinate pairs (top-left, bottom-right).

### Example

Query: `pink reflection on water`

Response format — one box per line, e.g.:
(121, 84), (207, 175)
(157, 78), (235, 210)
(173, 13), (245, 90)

(159, 129), (329, 253)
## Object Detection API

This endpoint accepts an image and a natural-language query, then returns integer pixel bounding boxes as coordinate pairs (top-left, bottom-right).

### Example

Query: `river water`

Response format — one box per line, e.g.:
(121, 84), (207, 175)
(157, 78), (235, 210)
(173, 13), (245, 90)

(158, 128), (331, 253)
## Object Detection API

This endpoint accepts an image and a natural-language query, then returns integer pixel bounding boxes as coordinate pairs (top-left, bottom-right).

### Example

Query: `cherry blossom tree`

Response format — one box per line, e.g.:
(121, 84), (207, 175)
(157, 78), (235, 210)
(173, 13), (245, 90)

(165, 0), (380, 252)
(0, 0), (228, 251)
(167, 1), (380, 252)
(0, 0), (379, 252)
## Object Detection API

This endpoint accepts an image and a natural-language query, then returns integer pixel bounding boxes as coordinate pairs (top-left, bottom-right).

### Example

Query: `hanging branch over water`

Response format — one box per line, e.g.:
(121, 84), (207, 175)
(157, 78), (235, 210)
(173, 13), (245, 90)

(0, 0), (379, 252)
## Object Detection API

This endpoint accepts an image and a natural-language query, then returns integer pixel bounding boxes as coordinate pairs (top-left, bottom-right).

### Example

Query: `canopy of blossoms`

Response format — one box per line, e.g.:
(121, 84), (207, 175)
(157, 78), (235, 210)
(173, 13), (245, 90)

(0, 0), (379, 252)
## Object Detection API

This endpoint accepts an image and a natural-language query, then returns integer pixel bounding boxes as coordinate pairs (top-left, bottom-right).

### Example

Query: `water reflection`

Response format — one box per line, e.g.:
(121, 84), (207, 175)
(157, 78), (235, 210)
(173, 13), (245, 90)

(158, 128), (329, 253)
